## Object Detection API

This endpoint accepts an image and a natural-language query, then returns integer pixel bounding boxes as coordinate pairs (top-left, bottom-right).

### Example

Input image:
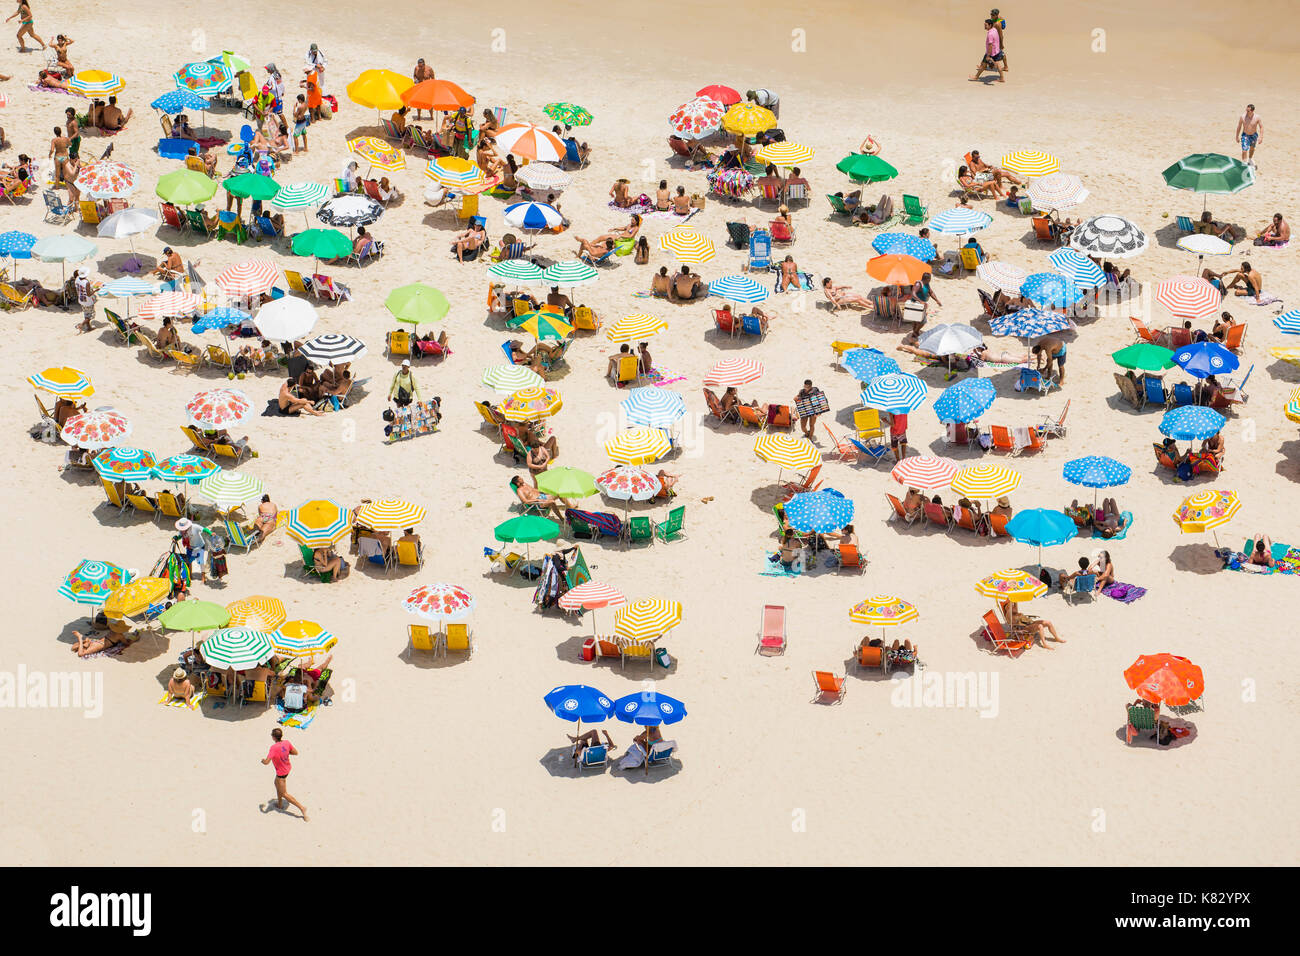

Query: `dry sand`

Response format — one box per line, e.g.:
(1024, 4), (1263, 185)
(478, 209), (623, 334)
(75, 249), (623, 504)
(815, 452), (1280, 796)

(1, 0), (1297, 865)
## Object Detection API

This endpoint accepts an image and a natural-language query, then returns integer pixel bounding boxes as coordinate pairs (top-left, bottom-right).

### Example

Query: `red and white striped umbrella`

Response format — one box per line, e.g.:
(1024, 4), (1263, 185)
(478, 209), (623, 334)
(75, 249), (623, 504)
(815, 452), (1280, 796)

(704, 357), (764, 387)
(493, 123), (565, 162)
(558, 581), (627, 612)
(214, 260), (279, 298)
(186, 387), (252, 429)
(137, 290), (199, 320)
(891, 455), (958, 489)
(1155, 274), (1221, 320)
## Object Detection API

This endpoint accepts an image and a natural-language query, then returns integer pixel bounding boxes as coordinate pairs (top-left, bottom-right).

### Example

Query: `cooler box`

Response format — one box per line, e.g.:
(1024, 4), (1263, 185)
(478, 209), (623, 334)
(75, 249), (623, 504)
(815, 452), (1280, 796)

(581, 637), (596, 662)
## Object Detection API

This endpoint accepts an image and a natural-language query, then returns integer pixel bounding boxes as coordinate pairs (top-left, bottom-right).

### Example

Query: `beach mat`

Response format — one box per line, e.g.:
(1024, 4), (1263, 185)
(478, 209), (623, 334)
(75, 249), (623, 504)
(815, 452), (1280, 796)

(28, 84), (78, 96)
(1224, 541), (1300, 575)
(156, 690), (207, 710)
(1101, 582), (1146, 603)
(276, 702), (317, 729)
(1094, 511), (1134, 540)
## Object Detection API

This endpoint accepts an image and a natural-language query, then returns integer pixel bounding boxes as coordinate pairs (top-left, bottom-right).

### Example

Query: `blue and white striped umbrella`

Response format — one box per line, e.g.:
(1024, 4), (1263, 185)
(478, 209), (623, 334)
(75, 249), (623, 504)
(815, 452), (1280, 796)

(988, 308), (1073, 339)
(934, 377), (997, 423)
(1159, 405), (1225, 441)
(927, 208), (992, 234)
(709, 274), (769, 303)
(0, 230), (37, 259)
(1047, 248), (1106, 289)
(150, 88), (210, 113)
(1173, 341), (1239, 379)
(860, 372), (928, 413)
(842, 348), (900, 381)
(1020, 272), (1085, 308)
(622, 388), (686, 427)
(193, 307), (249, 335)
(784, 488), (855, 533)
(503, 201), (564, 231)
(98, 277), (157, 298)
(1273, 311), (1300, 335)
(1062, 456), (1131, 489)
(872, 232), (936, 261)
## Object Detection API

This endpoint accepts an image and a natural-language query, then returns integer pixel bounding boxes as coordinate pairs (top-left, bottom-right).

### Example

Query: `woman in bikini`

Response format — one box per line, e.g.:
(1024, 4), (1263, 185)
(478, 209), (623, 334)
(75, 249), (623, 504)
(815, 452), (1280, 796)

(655, 179), (672, 212)
(7, 1), (44, 51)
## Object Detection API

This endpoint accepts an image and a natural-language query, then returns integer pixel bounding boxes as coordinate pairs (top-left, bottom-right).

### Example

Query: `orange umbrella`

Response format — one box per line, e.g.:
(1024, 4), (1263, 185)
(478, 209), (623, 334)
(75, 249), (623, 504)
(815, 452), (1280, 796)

(866, 254), (929, 285)
(400, 79), (475, 112)
(1124, 654), (1204, 706)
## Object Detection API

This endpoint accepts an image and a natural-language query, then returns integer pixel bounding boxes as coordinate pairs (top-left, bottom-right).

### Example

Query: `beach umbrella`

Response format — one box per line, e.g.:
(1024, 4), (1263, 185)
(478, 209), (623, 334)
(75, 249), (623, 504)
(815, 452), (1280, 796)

(103, 577), (170, 619)
(1005, 508), (1077, 569)
(482, 364), (543, 394)
(696, 84), (740, 105)
(606, 314), (668, 342)
(860, 372), (928, 413)
(93, 447), (157, 481)
(29, 366), (94, 398)
(207, 50), (251, 76)
(1020, 272), (1085, 308)
(0, 230), (37, 274)
(1172, 490), (1240, 538)
(155, 169), (218, 206)
(669, 96), (726, 139)
(150, 88), (209, 113)
(785, 489), (855, 533)
(974, 569), (1047, 602)
(195, 470), (264, 511)
(612, 689), (686, 724)
(355, 498), (426, 531)
(1026, 172), (1088, 209)
(1176, 233), (1232, 272)
(1159, 405), (1225, 441)
(721, 103), (776, 136)
(1000, 151), (1059, 177)
(848, 595), (919, 645)
(708, 274), (769, 303)
(537, 467), (597, 500)
(975, 260), (1028, 293)
(500, 386), (563, 422)
(559, 583), (628, 641)
(951, 464), (1021, 499)
(1172, 341), (1239, 379)
(919, 323), (983, 357)
(74, 161), (137, 199)
(891, 456), (957, 489)
(316, 195), (383, 227)
(404, 583), (476, 623)
(346, 69), (413, 113)
(158, 600), (229, 640)
(596, 466), (661, 504)
(756, 141), (815, 167)
(270, 620), (337, 658)
(543, 102), (593, 127)
(213, 260), (278, 298)
(754, 434), (821, 476)
(1271, 347), (1300, 369)
(59, 559), (133, 606)
(494, 515), (559, 567)
(385, 283), (450, 326)
(621, 388), (685, 428)
(933, 378), (997, 423)
(255, 296), (318, 340)
(151, 454), (217, 484)
(842, 348), (900, 382)
(402, 79), (475, 112)
(61, 408), (131, 449)
(30, 234), (99, 289)
(515, 162), (570, 191)
(488, 260), (545, 285)
(1047, 248), (1106, 289)
(659, 229), (716, 264)
(1162, 153), (1254, 211)
(291, 228), (352, 270)
(299, 332), (366, 364)
(424, 156), (488, 191)
(348, 136), (406, 175)
(606, 427), (672, 465)
(614, 600), (682, 642)
(836, 153), (897, 183)
(494, 123), (565, 162)
(926, 208), (993, 235)
(223, 172), (281, 202)
(988, 307), (1073, 340)
(541, 260), (598, 287)
(872, 232), (936, 261)
(186, 388), (252, 430)
(704, 357), (764, 386)
(866, 254), (928, 285)
(226, 595), (287, 631)
(271, 181), (329, 216)
(512, 310), (574, 341)
(201, 628), (274, 670)
(1276, 311), (1300, 335)
(98, 276), (157, 319)
(544, 685), (615, 737)
(193, 307), (248, 338)
(1070, 214), (1147, 259)
(503, 201), (563, 232)
(70, 69), (125, 96)
(1125, 654), (1204, 707)
(174, 61), (232, 96)
(1063, 456), (1131, 490)
(1155, 275), (1220, 320)
(138, 291), (199, 320)
(97, 208), (159, 268)
(286, 500), (353, 548)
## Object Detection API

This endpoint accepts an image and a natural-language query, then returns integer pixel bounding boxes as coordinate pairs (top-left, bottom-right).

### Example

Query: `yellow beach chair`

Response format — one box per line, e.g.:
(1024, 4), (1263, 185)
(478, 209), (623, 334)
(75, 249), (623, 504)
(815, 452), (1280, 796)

(169, 349), (203, 372)
(206, 344), (234, 372)
(394, 538), (423, 570)
(156, 491), (186, 520)
(443, 622), (474, 659)
(406, 624), (437, 658)
(101, 478), (126, 512)
(126, 493), (157, 520)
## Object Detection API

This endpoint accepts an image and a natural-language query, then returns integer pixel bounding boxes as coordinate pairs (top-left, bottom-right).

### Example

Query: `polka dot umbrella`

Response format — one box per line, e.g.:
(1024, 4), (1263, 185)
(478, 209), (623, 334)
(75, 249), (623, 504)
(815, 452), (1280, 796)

(784, 489), (854, 533)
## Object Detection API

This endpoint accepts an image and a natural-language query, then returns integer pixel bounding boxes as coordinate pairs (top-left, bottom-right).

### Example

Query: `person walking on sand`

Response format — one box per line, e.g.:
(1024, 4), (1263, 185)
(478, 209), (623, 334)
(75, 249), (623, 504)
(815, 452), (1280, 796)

(261, 727), (308, 821)
(7, 1), (45, 51)
(970, 18), (1005, 83)
(1235, 104), (1262, 167)
(990, 8), (1007, 70)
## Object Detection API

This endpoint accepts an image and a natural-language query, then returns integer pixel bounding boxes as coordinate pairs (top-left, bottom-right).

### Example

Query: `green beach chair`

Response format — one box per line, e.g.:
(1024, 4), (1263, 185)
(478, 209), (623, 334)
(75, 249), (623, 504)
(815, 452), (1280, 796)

(654, 505), (686, 543)
(624, 516), (654, 547)
(299, 543), (332, 582)
(826, 194), (852, 219)
(1126, 704), (1158, 745)
(224, 517), (257, 552)
(902, 194), (928, 225)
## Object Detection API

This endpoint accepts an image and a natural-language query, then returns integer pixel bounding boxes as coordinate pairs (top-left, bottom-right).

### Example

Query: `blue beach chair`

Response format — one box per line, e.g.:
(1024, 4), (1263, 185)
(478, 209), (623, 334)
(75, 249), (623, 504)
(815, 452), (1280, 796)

(1142, 375), (1166, 408)
(745, 230), (772, 272)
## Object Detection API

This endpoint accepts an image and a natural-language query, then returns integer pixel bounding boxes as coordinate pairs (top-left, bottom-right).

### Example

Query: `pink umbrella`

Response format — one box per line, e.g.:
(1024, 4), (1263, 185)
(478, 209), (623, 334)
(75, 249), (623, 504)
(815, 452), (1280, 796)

(60, 407), (132, 449)
(137, 290), (199, 320)
(493, 123), (565, 162)
(558, 580), (627, 640)
(214, 260), (279, 298)
(1155, 274), (1221, 320)
(891, 455), (958, 489)
(186, 388), (252, 429)
(704, 357), (764, 387)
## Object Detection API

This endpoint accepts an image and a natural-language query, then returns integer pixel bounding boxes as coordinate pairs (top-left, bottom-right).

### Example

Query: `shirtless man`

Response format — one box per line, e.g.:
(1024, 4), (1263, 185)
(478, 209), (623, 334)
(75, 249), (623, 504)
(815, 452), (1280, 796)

(152, 246), (184, 281)
(968, 149), (1024, 187)
(1224, 261), (1264, 301)
(411, 57), (435, 117)
(99, 96), (132, 131)
(672, 265), (702, 301)
(545, 286), (573, 316)
(1235, 104), (1262, 167)
(1255, 213), (1290, 247)
(278, 378), (323, 416)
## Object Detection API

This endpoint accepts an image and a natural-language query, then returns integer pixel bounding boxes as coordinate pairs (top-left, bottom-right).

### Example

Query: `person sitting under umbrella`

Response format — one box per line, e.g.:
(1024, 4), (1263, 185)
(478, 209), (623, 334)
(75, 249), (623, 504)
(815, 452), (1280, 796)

(510, 475), (567, 518)
(279, 377), (323, 416)
(313, 546), (346, 579)
(569, 728), (615, 768)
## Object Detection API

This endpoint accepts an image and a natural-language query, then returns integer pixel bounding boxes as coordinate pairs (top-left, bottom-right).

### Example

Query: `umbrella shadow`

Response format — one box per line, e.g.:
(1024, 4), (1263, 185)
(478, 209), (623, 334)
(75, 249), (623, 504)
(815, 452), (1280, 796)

(396, 647), (469, 670)
(1113, 718), (1198, 749)
(1168, 543), (1224, 574)
(749, 483), (786, 516)
(1267, 359), (1300, 384)
(1150, 221), (1188, 250)
(538, 746), (593, 779)
(1276, 441), (1300, 482)
(101, 252), (157, 275)
(922, 437), (985, 459)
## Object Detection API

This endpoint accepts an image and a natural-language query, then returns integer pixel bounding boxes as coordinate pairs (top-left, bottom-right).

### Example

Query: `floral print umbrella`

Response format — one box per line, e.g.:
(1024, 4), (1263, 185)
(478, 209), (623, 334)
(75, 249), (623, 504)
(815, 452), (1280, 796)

(848, 595), (919, 627)
(174, 60), (233, 96)
(186, 388), (252, 430)
(1172, 490), (1241, 534)
(974, 569), (1047, 603)
(596, 466), (662, 502)
(500, 386), (563, 422)
(74, 161), (137, 199)
(60, 408), (131, 449)
(58, 559), (133, 605)
(152, 454), (218, 484)
(669, 96), (725, 139)
(92, 447), (157, 480)
(404, 583), (476, 622)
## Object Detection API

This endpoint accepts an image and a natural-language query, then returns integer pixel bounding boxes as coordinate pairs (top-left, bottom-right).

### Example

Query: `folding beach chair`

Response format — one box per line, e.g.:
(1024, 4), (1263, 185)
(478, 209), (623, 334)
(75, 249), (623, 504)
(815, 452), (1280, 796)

(811, 670), (847, 704)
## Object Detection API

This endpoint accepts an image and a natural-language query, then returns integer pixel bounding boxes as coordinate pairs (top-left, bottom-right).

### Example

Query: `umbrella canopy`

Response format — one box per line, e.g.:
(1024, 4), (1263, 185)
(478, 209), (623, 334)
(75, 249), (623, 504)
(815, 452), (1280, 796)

(316, 195), (384, 227)
(494, 514), (560, 543)
(974, 569), (1048, 602)
(1280, 311), (1300, 335)
(385, 283), (450, 325)
(605, 427), (672, 465)
(1172, 490), (1241, 533)
(103, 577), (169, 618)
(1155, 275), (1221, 320)
(515, 162), (570, 191)
(891, 455), (957, 489)
(1019, 272), (1084, 308)
(1026, 172), (1088, 209)
(658, 229), (716, 264)
(756, 141), (815, 167)
(754, 433), (821, 471)
(270, 620), (337, 657)
(1063, 456), (1131, 489)
(988, 307), (1073, 339)
(511, 310), (574, 341)
(158, 599), (229, 633)
(1173, 341), (1239, 379)
(860, 372), (928, 413)
(919, 323), (983, 356)
(186, 388), (252, 429)
(271, 181), (330, 211)
(669, 96), (726, 138)
(152, 454), (217, 484)
(208, 51), (252, 76)
(621, 388), (685, 427)
(75, 161), (137, 199)
(1069, 214), (1148, 259)
(150, 88), (209, 113)
(1006, 508), (1077, 566)
(255, 296), (318, 340)
(975, 260), (1028, 293)
(0, 230), (37, 260)
(696, 84), (740, 105)
(500, 386), (563, 422)
(355, 498), (426, 530)
(606, 314), (668, 342)
(708, 274), (769, 303)
(842, 348), (900, 381)
(201, 628), (274, 670)
(934, 378), (997, 423)
(951, 464), (1021, 499)
(59, 559), (133, 605)
(226, 595), (287, 631)
(402, 78), (475, 111)
(544, 684), (615, 724)
(541, 260), (598, 286)
(482, 364), (543, 394)
(596, 466), (661, 502)
(1177, 233), (1232, 258)
(93, 447), (157, 480)
(836, 153), (898, 183)
(612, 690), (687, 725)
(195, 470), (264, 510)
(848, 595), (919, 627)
(614, 600), (682, 641)
(721, 102), (776, 135)
(137, 291), (198, 320)
(29, 366), (94, 398)
(559, 582), (627, 611)
(1124, 654), (1205, 706)
(299, 332), (367, 364)
(704, 357), (764, 386)
(213, 260), (278, 297)
(999, 151), (1059, 177)
(927, 208), (992, 234)
(784, 489), (854, 533)
(1159, 405), (1225, 441)
(872, 232), (936, 260)
(285, 500), (353, 547)
(61, 408), (131, 449)
(98, 207), (160, 241)
(99, 276), (157, 299)
(424, 156), (488, 191)
(1112, 343), (1175, 371)
(1162, 153), (1254, 197)
(866, 253), (928, 285)
(1047, 248), (1106, 289)
(404, 583), (476, 622)
(70, 69), (125, 96)
(536, 467), (597, 499)
(291, 228), (353, 262)
(30, 234), (98, 264)
(173, 61), (231, 96)
(348, 136), (406, 174)
(224, 172), (280, 200)
(503, 202), (563, 231)
(155, 168), (218, 205)
(494, 123), (565, 161)
(488, 260), (546, 284)
(346, 69), (413, 110)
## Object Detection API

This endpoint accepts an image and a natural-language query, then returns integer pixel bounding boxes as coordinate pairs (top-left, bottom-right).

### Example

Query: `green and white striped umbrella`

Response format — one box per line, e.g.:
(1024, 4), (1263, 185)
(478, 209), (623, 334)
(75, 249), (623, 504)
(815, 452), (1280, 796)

(488, 260), (545, 284)
(195, 470), (265, 510)
(482, 364), (544, 393)
(541, 260), (598, 286)
(201, 628), (274, 670)
(270, 182), (330, 210)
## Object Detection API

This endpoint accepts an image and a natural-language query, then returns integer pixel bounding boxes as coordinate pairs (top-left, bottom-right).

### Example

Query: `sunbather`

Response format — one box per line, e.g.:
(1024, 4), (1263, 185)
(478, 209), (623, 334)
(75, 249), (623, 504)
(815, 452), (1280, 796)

(569, 728), (614, 767)
(576, 236), (614, 262)
(1224, 261), (1264, 300)
(1195, 211), (1240, 242)
(168, 668), (195, 705)
(671, 265), (704, 301)
(1254, 212), (1289, 246)
(958, 164), (1001, 197)
(609, 178), (633, 208)
(70, 628), (125, 658)
(279, 378), (323, 416)
(510, 475), (567, 517)
(821, 278), (872, 310)
(776, 255), (802, 292)
(1092, 550), (1115, 589)
(254, 494), (278, 541)
(1001, 601), (1064, 648)
(1249, 535), (1275, 568)
(99, 96), (132, 131)
(1095, 498), (1124, 537)
(968, 149), (1024, 187)
(451, 221), (487, 262)
(902, 487), (926, 520)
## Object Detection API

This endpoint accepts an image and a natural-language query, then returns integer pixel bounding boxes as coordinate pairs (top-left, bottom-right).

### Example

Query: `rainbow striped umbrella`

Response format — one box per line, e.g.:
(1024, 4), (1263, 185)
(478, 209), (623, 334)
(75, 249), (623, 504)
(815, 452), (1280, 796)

(606, 313), (667, 342)
(708, 274), (769, 303)
(658, 229), (715, 264)
(951, 465), (1022, 499)
(849, 595), (919, 627)
(62, 408), (131, 449)
(424, 156), (488, 190)
(614, 599), (683, 642)
(152, 454), (218, 484)
(137, 291), (199, 320)
(494, 123), (565, 162)
(226, 595), (287, 631)
(195, 470), (264, 510)
(596, 466), (662, 502)
(542, 260), (598, 286)
(59, 559), (133, 606)
(482, 364), (543, 394)
(860, 372), (928, 413)
(174, 61), (232, 96)
(1025, 172), (1088, 209)
(669, 96), (726, 139)
(976, 261), (1029, 293)
(721, 103), (776, 136)
(756, 141), (815, 167)
(285, 499), (353, 548)
(348, 136), (406, 174)
(1155, 274), (1221, 320)
(201, 628), (274, 670)
(488, 260), (546, 284)
(1172, 490), (1241, 534)
(214, 260), (279, 298)
(1000, 151), (1060, 177)
(270, 620), (337, 657)
(500, 386), (563, 422)
(404, 583), (476, 622)
(605, 428), (672, 465)
(974, 569), (1047, 602)
(754, 433), (821, 471)
(704, 357), (764, 386)
(355, 498), (426, 531)
(186, 388), (252, 430)
(891, 456), (957, 489)
(70, 69), (126, 97)
(28, 366), (93, 398)
(543, 102), (593, 127)
(621, 388), (685, 428)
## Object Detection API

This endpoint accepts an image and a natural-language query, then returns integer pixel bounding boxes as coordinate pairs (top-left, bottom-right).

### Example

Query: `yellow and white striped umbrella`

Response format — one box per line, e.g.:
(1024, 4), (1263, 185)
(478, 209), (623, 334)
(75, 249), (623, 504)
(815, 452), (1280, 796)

(348, 136), (407, 173)
(754, 433), (821, 470)
(28, 366), (94, 398)
(500, 386), (563, 422)
(950, 464), (1022, 499)
(424, 156), (488, 191)
(605, 427), (671, 465)
(657, 229), (715, 264)
(1271, 347), (1300, 369)
(974, 569), (1047, 603)
(226, 595), (288, 631)
(1172, 490), (1241, 534)
(756, 142), (815, 167)
(721, 103), (776, 136)
(848, 595), (918, 626)
(614, 599), (683, 642)
(999, 151), (1060, 177)
(1286, 386), (1300, 424)
(605, 313), (667, 342)
(270, 619), (337, 657)
(355, 497), (427, 530)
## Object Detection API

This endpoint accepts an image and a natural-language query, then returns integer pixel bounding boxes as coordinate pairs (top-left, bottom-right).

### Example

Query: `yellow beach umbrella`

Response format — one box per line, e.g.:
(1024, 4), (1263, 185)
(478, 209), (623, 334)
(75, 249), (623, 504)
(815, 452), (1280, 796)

(500, 386), (563, 422)
(848, 595), (919, 627)
(355, 498), (426, 530)
(1270, 346), (1300, 368)
(614, 599), (682, 642)
(285, 499), (354, 547)
(1172, 490), (1241, 534)
(657, 229), (715, 264)
(605, 314), (667, 342)
(974, 569), (1047, 603)
(754, 433), (821, 471)
(424, 156), (488, 191)
(347, 136), (406, 174)
(756, 142), (815, 167)
(721, 103), (776, 136)
(605, 427), (671, 465)
(69, 69), (125, 97)
(28, 366), (94, 398)
(103, 577), (170, 619)
(1000, 151), (1060, 177)
(346, 69), (413, 112)
(1285, 386), (1300, 424)
(950, 465), (1022, 500)
(270, 620), (337, 657)
(225, 595), (288, 631)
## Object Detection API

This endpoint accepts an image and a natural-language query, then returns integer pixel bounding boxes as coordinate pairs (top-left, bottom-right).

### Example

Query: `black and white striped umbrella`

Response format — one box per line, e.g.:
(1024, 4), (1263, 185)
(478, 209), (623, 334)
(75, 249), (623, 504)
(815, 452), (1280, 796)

(1070, 214), (1147, 259)
(316, 195), (384, 227)
(299, 332), (367, 364)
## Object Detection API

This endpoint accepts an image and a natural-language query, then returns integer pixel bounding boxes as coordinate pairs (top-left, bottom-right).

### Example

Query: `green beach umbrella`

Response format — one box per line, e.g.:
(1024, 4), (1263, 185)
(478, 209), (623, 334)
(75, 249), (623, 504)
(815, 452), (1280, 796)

(544, 102), (593, 127)
(156, 168), (218, 206)
(493, 513), (560, 570)
(224, 172), (281, 201)
(836, 153), (898, 183)
(385, 283), (450, 326)
(209, 50), (252, 76)
(160, 598), (231, 647)
(201, 627), (275, 670)
(536, 467), (597, 499)
(292, 228), (353, 269)
(1161, 153), (1255, 212)
(507, 309), (574, 341)
(1112, 343), (1175, 371)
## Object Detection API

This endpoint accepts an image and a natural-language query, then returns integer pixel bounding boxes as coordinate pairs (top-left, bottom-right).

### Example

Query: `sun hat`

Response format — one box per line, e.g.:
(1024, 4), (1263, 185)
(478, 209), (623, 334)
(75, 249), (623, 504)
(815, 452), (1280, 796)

(997, 496), (1010, 506)
(175, 518), (193, 532)
(173, 668), (187, 680)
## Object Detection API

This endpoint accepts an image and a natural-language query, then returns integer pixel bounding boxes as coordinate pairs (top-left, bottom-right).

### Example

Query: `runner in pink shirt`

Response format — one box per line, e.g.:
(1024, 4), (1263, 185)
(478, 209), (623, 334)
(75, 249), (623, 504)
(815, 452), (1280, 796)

(971, 18), (1007, 83)
(261, 727), (309, 821)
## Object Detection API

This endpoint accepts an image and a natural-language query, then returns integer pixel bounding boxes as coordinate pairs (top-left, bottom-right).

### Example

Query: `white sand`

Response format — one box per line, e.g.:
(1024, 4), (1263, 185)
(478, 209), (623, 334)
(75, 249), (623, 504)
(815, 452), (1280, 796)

(2, 0), (1298, 865)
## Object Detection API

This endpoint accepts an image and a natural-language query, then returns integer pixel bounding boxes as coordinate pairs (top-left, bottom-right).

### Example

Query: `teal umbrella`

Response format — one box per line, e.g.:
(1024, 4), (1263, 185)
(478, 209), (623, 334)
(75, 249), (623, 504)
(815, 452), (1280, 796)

(836, 153), (898, 183)
(1161, 153), (1254, 212)
(223, 173), (280, 201)
(291, 228), (353, 270)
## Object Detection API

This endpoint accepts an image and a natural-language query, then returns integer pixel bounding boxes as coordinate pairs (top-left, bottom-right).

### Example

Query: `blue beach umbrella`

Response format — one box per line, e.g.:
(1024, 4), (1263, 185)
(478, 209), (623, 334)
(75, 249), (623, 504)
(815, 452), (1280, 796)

(1273, 311), (1300, 335)
(612, 690), (687, 726)
(0, 230), (37, 275)
(842, 348), (900, 382)
(1172, 341), (1239, 379)
(193, 307), (249, 335)
(544, 684), (615, 735)
(988, 307), (1073, 340)
(927, 208), (992, 235)
(708, 274), (769, 303)
(1063, 455), (1131, 506)
(934, 378), (996, 423)
(152, 454), (218, 485)
(503, 201), (564, 231)
(872, 232), (936, 261)
(1020, 272), (1085, 309)
(98, 276), (157, 318)
(1159, 405), (1225, 441)
(1047, 248), (1106, 289)
(150, 88), (210, 114)
(860, 372), (928, 413)
(1005, 508), (1077, 568)
(621, 388), (686, 428)
(784, 489), (855, 533)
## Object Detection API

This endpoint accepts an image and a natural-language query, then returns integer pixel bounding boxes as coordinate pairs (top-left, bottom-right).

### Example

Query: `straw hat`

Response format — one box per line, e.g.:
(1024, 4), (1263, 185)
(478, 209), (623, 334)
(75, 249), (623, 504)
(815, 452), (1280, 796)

(173, 667), (187, 680)
(997, 496), (1010, 506)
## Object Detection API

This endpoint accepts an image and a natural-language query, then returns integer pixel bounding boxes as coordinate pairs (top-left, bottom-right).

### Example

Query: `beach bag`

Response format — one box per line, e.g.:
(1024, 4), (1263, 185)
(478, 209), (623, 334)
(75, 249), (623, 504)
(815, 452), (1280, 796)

(321, 95), (336, 117)
(655, 648), (671, 668)
(690, 194), (706, 209)
(210, 549), (228, 580)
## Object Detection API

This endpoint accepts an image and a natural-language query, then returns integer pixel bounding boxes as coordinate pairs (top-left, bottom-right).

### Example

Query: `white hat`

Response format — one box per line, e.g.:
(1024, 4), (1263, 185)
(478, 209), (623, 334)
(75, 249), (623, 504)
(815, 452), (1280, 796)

(400, 359), (411, 368)
(175, 518), (193, 532)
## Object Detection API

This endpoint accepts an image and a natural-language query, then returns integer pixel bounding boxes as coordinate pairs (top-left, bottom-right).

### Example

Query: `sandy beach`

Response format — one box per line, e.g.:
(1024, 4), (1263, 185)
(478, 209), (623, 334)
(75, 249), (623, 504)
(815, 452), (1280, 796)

(1, 0), (1298, 867)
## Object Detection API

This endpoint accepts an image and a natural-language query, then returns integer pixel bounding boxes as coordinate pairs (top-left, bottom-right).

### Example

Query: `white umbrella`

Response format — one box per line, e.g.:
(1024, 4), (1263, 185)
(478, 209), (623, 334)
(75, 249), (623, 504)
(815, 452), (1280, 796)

(97, 208), (160, 272)
(919, 323), (984, 377)
(255, 296), (318, 341)
(514, 162), (570, 192)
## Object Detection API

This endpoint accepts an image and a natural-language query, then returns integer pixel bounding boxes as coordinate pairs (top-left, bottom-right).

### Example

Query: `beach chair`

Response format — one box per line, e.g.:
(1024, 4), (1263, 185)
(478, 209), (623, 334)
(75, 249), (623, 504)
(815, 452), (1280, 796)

(572, 306), (600, 331)
(394, 537), (424, 570)
(1018, 366), (1056, 393)
(703, 388), (739, 424)
(1224, 363), (1253, 405)
(1113, 372), (1143, 410)
(1141, 375), (1167, 408)
(284, 270), (313, 296)
(923, 501), (952, 532)
(577, 744), (608, 771)
(0, 282), (34, 311)
(1129, 316), (1162, 345)
(645, 740), (677, 769)
(1167, 327), (1192, 349)
(990, 426), (1016, 454)
(981, 611), (1029, 658)
(580, 246), (616, 267)
(206, 344), (234, 372)
(614, 355), (640, 386)
(755, 604), (787, 655)
(443, 622), (474, 659)
(958, 246), (981, 273)
(139, 334), (171, 363)
(821, 424), (861, 463)
(564, 508), (622, 541)
(826, 194), (855, 220)
(101, 478), (127, 512)
(624, 516), (654, 547)
(653, 505), (686, 543)
(811, 670), (847, 704)
(712, 308), (738, 337)
(386, 330), (412, 358)
(299, 544), (334, 583)
(79, 200), (101, 226)
(251, 214), (281, 241)
(104, 310), (138, 345)
(781, 465), (822, 499)
(211, 440), (252, 462)
(1066, 572), (1097, 604)
(43, 190), (75, 223)
(562, 138), (589, 169)
(1170, 382), (1195, 408)
(222, 516), (257, 552)
(1176, 216), (1195, 234)
(618, 637), (655, 672)
(833, 542), (868, 572)
(744, 230), (772, 272)
(565, 547), (593, 589)
(1031, 217), (1058, 243)
(1126, 703), (1159, 745)
(725, 221), (751, 249)
(1223, 322), (1247, 352)
(901, 194), (927, 225)
(769, 219), (794, 245)
(156, 491), (187, 522)
(885, 493), (919, 525)
(854, 644), (888, 675)
(185, 209), (215, 237)
(126, 492), (158, 520)
(739, 313), (767, 340)
(853, 408), (886, 443)
(1038, 400), (1070, 438)
(406, 624), (437, 658)
(312, 274), (351, 303)
(988, 514), (1011, 537)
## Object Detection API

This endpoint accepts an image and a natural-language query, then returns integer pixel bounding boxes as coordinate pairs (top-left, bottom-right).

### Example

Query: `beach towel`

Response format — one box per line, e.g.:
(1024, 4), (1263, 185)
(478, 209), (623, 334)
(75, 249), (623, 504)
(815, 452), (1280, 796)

(79, 643), (126, 660)
(1222, 541), (1300, 575)
(195, 135), (227, 150)
(1093, 511), (1134, 540)
(277, 702), (317, 729)
(29, 83), (77, 96)
(761, 553), (804, 577)
(773, 272), (814, 293)
(1246, 292), (1283, 306)
(608, 195), (654, 215)
(640, 366), (686, 387)
(564, 508), (622, 539)
(156, 690), (207, 710)
(1101, 581), (1146, 603)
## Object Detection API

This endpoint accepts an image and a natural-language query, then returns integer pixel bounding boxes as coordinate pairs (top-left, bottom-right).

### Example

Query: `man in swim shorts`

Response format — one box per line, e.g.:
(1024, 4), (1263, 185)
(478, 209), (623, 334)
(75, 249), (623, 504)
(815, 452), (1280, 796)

(1235, 104), (1261, 166)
